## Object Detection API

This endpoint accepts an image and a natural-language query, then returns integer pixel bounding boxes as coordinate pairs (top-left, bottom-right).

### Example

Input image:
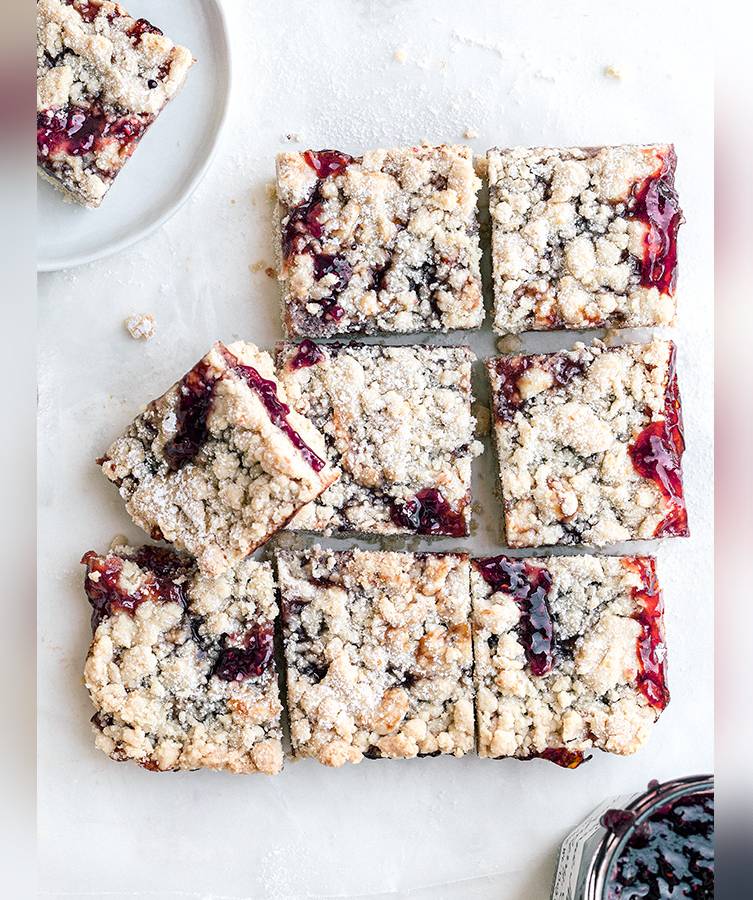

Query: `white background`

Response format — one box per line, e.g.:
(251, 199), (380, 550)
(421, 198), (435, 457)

(37, 1), (713, 897)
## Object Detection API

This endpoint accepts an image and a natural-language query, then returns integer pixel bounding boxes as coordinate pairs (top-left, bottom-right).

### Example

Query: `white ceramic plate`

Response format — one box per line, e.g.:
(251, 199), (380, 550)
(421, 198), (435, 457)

(36, 0), (231, 272)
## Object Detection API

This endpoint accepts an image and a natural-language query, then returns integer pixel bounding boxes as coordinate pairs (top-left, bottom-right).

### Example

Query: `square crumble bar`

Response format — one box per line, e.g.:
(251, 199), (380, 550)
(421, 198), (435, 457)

(486, 339), (688, 548)
(82, 544), (283, 774)
(37, 0), (193, 207)
(471, 554), (668, 765)
(276, 341), (482, 536)
(99, 341), (338, 576)
(487, 145), (682, 333)
(276, 145), (484, 337)
(277, 547), (475, 767)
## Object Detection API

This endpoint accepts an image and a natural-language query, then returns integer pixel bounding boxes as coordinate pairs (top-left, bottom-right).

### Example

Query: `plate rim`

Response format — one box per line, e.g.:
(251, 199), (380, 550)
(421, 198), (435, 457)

(36, 0), (232, 273)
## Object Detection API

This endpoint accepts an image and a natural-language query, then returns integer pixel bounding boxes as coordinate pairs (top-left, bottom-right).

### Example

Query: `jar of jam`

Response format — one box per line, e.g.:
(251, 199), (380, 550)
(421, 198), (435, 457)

(551, 775), (714, 899)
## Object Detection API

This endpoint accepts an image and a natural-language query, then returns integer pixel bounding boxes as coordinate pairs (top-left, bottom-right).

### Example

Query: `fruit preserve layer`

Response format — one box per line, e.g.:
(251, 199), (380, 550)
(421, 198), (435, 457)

(487, 145), (682, 334)
(277, 547), (475, 767)
(37, 0), (193, 206)
(471, 554), (668, 764)
(486, 339), (688, 548)
(98, 341), (338, 576)
(275, 145), (484, 337)
(276, 341), (482, 536)
(82, 543), (283, 774)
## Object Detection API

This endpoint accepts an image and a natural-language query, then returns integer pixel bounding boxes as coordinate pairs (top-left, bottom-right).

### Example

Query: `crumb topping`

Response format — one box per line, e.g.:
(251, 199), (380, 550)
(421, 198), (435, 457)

(471, 554), (667, 759)
(276, 145), (484, 336)
(82, 544), (283, 774)
(487, 339), (688, 547)
(487, 145), (682, 333)
(278, 547), (474, 767)
(125, 312), (155, 340)
(98, 341), (339, 575)
(276, 342), (482, 535)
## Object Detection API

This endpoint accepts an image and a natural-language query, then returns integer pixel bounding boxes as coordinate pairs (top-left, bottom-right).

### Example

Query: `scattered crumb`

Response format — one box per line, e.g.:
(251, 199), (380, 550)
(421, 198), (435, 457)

(284, 132), (302, 142)
(109, 534), (130, 550)
(264, 182), (277, 202)
(473, 404), (491, 437)
(229, 198), (237, 206)
(265, 266), (277, 279)
(603, 64), (623, 80)
(393, 47), (408, 64)
(473, 155), (488, 179)
(250, 260), (267, 273)
(124, 313), (155, 341)
(497, 334), (523, 354)
(603, 328), (621, 346)
(463, 126), (479, 140)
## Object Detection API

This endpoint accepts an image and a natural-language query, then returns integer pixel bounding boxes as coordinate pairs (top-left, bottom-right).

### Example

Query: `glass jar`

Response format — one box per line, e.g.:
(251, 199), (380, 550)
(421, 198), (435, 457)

(551, 774), (714, 899)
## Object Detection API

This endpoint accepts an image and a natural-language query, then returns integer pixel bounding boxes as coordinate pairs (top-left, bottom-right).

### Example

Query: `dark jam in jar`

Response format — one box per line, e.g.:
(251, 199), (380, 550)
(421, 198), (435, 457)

(604, 790), (714, 899)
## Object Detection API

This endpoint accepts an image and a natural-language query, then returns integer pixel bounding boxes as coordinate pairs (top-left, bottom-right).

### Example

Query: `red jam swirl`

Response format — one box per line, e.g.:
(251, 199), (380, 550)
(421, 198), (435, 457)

(629, 147), (683, 296)
(473, 556), (555, 676)
(213, 623), (275, 681)
(390, 488), (468, 537)
(627, 343), (688, 537)
(624, 558), (670, 711)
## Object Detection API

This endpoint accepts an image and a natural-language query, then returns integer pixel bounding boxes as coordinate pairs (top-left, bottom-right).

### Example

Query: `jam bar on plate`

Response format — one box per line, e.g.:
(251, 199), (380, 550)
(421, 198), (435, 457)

(275, 144), (484, 336)
(82, 544), (283, 774)
(37, 0), (193, 207)
(487, 145), (682, 333)
(486, 339), (688, 547)
(99, 341), (338, 575)
(471, 553), (669, 765)
(276, 341), (482, 536)
(277, 547), (475, 766)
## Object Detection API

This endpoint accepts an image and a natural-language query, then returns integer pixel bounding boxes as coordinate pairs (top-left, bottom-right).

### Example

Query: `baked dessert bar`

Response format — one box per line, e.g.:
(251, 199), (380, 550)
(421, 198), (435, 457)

(276, 341), (482, 536)
(277, 547), (475, 767)
(486, 339), (688, 547)
(98, 341), (338, 576)
(82, 543), (283, 774)
(471, 553), (668, 765)
(275, 144), (484, 337)
(487, 145), (682, 333)
(37, 0), (193, 207)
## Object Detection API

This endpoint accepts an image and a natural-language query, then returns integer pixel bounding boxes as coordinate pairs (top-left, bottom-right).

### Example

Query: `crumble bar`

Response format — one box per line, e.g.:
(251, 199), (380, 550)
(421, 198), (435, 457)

(37, 0), (193, 207)
(471, 554), (669, 764)
(275, 145), (484, 337)
(486, 339), (688, 547)
(276, 341), (482, 536)
(99, 341), (338, 576)
(277, 547), (475, 766)
(487, 145), (682, 333)
(82, 543), (283, 774)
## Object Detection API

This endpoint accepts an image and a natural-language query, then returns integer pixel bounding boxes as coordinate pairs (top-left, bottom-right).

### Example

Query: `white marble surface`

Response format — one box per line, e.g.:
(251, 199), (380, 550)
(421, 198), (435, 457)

(37, 1), (713, 897)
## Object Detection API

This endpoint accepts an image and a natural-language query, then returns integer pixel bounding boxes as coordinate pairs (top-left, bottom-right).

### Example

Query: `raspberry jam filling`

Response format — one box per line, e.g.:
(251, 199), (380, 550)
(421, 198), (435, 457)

(282, 190), (324, 259)
(213, 623), (275, 681)
(629, 148), (683, 296)
(81, 549), (188, 631)
(473, 556), (555, 676)
(628, 344), (687, 537)
(527, 748), (589, 769)
(127, 17), (164, 44)
(303, 149), (353, 179)
(163, 359), (218, 470)
(289, 339), (324, 369)
(390, 488), (467, 536)
(220, 346), (326, 472)
(37, 105), (148, 166)
(604, 790), (713, 899)
(492, 354), (585, 422)
(624, 558), (670, 711)
(313, 253), (352, 291)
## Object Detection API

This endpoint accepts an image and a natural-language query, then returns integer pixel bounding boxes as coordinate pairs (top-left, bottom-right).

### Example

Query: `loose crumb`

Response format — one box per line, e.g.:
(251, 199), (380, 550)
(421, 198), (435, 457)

(603, 328), (622, 346)
(603, 64), (623, 80)
(250, 260), (267, 273)
(473, 404), (491, 437)
(463, 126), (479, 140)
(284, 132), (302, 142)
(264, 182), (277, 202)
(497, 334), (523, 354)
(125, 313), (156, 341)
(265, 266), (277, 279)
(393, 47), (408, 63)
